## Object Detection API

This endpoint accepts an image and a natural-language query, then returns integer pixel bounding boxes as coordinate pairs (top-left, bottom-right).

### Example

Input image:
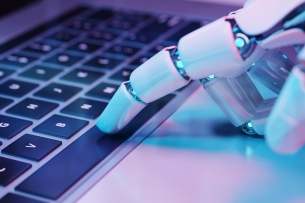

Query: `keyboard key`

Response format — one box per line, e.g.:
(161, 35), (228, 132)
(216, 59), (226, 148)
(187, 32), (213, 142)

(148, 43), (171, 54)
(109, 68), (133, 81)
(34, 83), (82, 102)
(46, 30), (77, 43)
(0, 193), (46, 203)
(88, 9), (114, 21)
(125, 16), (180, 44)
(60, 68), (104, 84)
(33, 115), (88, 139)
(147, 16), (181, 32)
(19, 66), (62, 81)
(66, 42), (101, 54)
(114, 11), (151, 21)
(2, 134), (61, 162)
(0, 115), (32, 139)
(166, 21), (202, 43)
(44, 53), (83, 67)
(0, 157), (31, 186)
(125, 31), (156, 44)
(17, 94), (175, 199)
(106, 44), (139, 57)
(83, 55), (123, 70)
(129, 54), (153, 66)
(86, 82), (119, 100)
(0, 79), (39, 98)
(67, 18), (99, 31)
(22, 42), (57, 56)
(0, 54), (37, 68)
(0, 97), (13, 110)
(87, 30), (118, 42)
(106, 19), (135, 31)
(6, 98), (58, 120)
(61, 98), (107, 119)
(0, 68), (14, 81)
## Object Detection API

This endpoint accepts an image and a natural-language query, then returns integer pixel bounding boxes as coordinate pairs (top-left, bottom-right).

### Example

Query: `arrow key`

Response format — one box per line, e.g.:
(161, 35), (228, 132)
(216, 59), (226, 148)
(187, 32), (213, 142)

(2, 134), (61, 161)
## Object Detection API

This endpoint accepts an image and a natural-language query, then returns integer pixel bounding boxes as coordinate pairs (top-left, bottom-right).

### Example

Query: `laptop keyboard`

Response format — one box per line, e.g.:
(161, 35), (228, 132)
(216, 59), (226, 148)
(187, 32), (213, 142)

(0, 6), (206, 202)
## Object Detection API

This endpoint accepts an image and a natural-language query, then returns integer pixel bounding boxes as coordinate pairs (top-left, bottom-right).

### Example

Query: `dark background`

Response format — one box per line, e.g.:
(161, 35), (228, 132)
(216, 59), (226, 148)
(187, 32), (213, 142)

(0, 0), (38, 19)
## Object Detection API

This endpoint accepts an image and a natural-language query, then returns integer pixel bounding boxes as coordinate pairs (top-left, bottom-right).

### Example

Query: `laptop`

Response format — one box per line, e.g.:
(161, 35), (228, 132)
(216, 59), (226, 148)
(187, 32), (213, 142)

(0, 0), (241, 202)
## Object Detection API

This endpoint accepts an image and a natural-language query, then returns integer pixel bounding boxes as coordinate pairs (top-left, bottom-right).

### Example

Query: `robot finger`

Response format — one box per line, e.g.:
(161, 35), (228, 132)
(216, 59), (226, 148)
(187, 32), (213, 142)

(96, 46), (190, 134)
(266, 66), (305, 154)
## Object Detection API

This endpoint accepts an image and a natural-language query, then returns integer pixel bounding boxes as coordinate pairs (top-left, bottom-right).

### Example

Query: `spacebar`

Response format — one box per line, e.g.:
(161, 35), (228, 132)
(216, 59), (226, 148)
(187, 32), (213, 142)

(16, 94), (175, 200)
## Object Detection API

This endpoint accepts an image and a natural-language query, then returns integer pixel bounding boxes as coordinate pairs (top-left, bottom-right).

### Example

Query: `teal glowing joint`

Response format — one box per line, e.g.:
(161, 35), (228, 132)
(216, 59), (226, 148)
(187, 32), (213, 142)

(235, 38), (245, 48)
(282, 54), (287, 59)
(252, 63), (256, 66)
(208, 75), (215, 79)
(247, 122), (253, 128)
(176, 61), (184, 68)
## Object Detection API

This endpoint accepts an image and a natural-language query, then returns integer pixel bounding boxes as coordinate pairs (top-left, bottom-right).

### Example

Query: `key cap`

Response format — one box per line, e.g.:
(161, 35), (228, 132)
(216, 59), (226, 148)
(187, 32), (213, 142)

(125, 16), (180, 44)
(22, 42), (57, 56)
(106, 19), (135, 31)
(0, 157), (31, 186)
(17, 94), (175, 199)
(0, 68), (14, 81)
(44, 53), (83, 67)
(129, 53), (153, 66)
(0, 97), (13, 110)
(6, 98), (58, 120)
(105, 44), (139, 57)
(87, 30), (118, 43)
(66, 42), (101, 54)
(86, 82), (119, 100)
(0, 79), (39, 98)
(166, 21), (202, 43)
(0, 54), (37, 68)
(125, 31), (157, 44)
(0, 193), (46, 203)
(109, 68), (133, 82)
(34, 83), (82, 102)
(33, 114), (88, 139)
(148, 43), (172, 54)
(88, 9), (114, 21)
(46, 30), (77, 43)
(19, 66), (62, 81)
(61, 98), (107, 119)
(83, 55), (123, 70)
(2, 134), (61, 162)
(67, 18), (99, 31)
(0, 115), (32, 139)
(60, 68), (104, 84)
(114, 11), (151, 21)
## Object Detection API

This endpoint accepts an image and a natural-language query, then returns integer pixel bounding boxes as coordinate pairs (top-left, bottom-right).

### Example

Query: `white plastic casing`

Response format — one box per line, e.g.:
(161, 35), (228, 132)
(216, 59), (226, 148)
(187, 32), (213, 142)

(266, 67), (305, 154)
(259, 28), (305, 49)
(178, 17), (265, 79)
(96, 82), (145, 134)
(130, 47), (189, 103)
(235, 0), (305, 36)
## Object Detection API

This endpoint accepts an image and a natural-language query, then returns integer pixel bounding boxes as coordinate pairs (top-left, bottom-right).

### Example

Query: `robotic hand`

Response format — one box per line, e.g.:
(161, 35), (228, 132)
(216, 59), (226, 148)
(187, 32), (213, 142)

(96, 0), (305, 154)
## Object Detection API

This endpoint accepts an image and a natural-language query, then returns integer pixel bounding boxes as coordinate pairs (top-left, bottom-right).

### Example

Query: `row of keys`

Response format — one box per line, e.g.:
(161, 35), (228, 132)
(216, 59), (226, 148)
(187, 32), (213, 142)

(3, 95), (113, 121)
(0, 96), (112, 139)
(0, 65), (131, 99)
(0, 113), (88, 140)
